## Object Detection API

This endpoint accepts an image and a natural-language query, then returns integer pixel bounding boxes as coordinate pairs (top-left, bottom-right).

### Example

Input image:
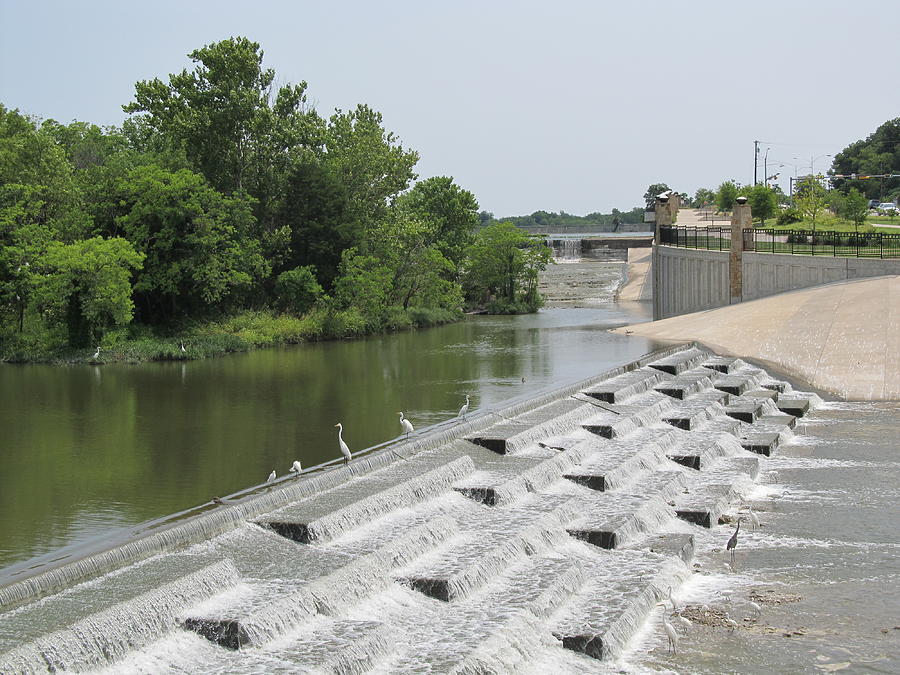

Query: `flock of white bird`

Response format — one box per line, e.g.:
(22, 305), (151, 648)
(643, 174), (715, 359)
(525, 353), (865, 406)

(263, 394), (473, 484)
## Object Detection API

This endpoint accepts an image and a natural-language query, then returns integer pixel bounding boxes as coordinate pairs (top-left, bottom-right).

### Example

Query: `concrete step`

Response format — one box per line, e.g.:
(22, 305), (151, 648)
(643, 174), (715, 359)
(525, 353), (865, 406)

(666, 431), (739, 470)
(261, 455), (474, 543)
(623, 533), (696, 564)
(660, 390), (729, 430)
(672, 455), (758, 529)
(581, 367), (669, 403)
(647, 347), (708, 375)
(563, 427), (680, 491)
(551, 553), (689, 661)
(467, 399), (598, 455)
(759, 412), (797, 429)
(184, 518), (456, 649)
(0, 560), (239, 674)
(653, 367), (717, 400)
(454, 447), (588, 506)
(700, 355), (739, 373)
(776, 394), (814, 417)
(723, 396), (767, 423)
(581, 391), (675, 439)
(0, 553), (230, 656)
(397, 499), (575, 602)
(566, 472), (684, 549)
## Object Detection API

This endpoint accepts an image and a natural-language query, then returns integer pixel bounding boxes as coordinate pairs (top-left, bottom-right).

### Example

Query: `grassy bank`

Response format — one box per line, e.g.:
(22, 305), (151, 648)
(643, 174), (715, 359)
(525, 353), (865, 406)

(0, 306), (461, 365)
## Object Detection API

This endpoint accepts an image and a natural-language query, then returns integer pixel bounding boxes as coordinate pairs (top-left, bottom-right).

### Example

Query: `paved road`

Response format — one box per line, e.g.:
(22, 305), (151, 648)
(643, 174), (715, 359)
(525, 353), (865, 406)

(614, 275), (899, 401)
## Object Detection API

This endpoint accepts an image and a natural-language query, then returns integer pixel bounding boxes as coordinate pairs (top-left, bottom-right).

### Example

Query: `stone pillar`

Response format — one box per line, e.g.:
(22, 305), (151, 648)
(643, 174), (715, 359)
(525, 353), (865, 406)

(652, 193), (673, 320)
(729, 196), (752, 304)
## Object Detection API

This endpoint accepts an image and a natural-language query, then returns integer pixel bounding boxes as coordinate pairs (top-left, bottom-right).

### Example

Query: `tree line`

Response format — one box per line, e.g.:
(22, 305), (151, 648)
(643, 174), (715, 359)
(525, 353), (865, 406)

(1, 37), (550, 359)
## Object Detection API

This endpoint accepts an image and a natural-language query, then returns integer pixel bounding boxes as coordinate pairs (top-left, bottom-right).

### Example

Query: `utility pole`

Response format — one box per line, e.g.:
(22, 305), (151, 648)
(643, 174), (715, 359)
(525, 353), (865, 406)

(754, 140), (759, 185)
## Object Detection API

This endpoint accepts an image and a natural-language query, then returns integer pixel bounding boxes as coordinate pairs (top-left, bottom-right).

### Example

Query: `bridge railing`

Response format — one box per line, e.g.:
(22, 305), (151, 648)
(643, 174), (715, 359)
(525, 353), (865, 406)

(659, 226), (900, 258)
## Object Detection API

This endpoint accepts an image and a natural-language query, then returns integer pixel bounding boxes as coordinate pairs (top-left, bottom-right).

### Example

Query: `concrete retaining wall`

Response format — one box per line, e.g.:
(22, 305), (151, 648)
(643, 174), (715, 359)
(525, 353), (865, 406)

(654, 246), (729, 319)
(655, 245), (900, 319)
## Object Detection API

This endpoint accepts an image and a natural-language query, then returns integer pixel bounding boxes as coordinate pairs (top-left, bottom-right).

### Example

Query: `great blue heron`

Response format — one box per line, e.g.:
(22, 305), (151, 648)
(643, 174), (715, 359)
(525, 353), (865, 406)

(726, 518), (743, 562)
(458, 394), (470, 418)
(290, 460), (302, 474)
(267, 470), (276, 482)
(398, 412), (414, 438)
(335, 423), (352, 464)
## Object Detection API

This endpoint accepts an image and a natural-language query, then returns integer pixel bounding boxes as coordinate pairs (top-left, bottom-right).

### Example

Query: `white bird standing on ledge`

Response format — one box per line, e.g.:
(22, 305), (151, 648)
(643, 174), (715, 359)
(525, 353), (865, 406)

(290, 460), (302, 474)
(398, 412), (414, 438)
(335, 423), (352, 464)
(266, 470), (276, 483)
(93, 346), (101, 360)
(458, 394), (470, 418)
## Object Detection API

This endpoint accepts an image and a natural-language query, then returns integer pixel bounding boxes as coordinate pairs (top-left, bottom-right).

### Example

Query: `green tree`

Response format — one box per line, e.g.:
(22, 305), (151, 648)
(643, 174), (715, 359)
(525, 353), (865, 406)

(643, 183), (671, 210)
(740, 184), (778, 225)
(463, 222), (551, 312)
(693, 187), (716, 208)
(332, 248), (393, 325)
(716, 181), (738, 213)
(323, 104), (419, 238)
(274, 265), (323, 315)
(794, 177), (828, 230)
(393, 176), (479, 270)
(32, 237), (144, 346)
(122, 37), (323, 228)
(115, 165), (268, 322)
(831, 117), (900, 201)
(842, 188), (868, 233)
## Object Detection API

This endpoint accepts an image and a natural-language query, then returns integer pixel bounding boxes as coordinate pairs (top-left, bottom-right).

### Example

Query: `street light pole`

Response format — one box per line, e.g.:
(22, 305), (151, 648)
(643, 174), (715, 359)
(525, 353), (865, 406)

(754, 140), (759, 185)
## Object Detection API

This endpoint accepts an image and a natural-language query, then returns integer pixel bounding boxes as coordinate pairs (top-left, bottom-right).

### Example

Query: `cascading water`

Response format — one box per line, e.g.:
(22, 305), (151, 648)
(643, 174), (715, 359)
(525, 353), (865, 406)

(0, 344), (824, 673)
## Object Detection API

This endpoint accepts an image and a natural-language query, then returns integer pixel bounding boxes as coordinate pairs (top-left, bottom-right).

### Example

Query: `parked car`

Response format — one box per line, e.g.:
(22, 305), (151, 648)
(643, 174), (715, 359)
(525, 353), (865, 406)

(868, 199), (881, 209)
(878, 202), (899, 212)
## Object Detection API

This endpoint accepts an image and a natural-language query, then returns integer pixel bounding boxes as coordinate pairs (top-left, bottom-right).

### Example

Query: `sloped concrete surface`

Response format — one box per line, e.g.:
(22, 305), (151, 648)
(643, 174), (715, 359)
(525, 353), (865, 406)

(615, 275), (899, 400)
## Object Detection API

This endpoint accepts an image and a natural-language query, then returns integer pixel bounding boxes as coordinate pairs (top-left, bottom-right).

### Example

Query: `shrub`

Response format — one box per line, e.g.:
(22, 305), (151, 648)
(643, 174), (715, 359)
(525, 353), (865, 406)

(275, 266), (323, 315)
(776, 207), (802, 226)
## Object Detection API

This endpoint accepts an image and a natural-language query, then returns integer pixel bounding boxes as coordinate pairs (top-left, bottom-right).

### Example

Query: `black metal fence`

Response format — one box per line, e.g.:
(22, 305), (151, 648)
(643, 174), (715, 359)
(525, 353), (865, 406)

(659, 226), (900, 258)
(659, 226), (731, 251)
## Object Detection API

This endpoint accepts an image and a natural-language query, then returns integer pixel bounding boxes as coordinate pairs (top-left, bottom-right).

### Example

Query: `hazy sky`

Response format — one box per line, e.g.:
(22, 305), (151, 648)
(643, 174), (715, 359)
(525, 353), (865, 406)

(1, 1), (898, 216)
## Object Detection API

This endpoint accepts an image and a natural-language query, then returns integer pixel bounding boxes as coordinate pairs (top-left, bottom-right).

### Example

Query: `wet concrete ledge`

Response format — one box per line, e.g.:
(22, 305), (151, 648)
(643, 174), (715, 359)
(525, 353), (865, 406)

(0, 342), (694, 612)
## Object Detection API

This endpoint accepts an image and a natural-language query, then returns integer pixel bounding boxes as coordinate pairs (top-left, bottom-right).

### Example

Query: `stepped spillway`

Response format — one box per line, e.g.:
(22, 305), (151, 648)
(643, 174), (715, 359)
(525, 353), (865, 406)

(0, 344), (823, 673)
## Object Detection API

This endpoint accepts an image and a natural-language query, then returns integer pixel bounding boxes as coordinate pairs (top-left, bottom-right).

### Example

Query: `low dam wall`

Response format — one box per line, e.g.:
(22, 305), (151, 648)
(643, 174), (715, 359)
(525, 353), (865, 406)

(0, 344), (822, 673)
(654, 244), (900, 319)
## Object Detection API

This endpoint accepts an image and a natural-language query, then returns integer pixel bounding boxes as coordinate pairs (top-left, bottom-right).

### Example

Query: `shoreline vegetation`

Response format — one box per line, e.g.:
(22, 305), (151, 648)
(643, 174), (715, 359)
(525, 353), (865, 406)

(4, 36), (654, 366)
(1, 37), (564, 365)
(2, 306), (461, 365)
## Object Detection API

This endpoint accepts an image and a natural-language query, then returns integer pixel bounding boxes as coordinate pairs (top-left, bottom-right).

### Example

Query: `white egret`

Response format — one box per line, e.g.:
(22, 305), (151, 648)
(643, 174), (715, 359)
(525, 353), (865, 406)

(335, 423), (352, 464)
(398, 412), (414, 438)
(725, 618), (738, 632)
(676, 616), (692, 631)
(180, 341), (187, 353)
(667, 585), (678, 611)
(656, 604), (678, 654)
(267, 470), (276, 482)
(458, 394), (470, 418)
(726, 518), (742, 562)
(93, 346), (101, 360)
(290, 460), (302, 474)
(748, 600), (761, 617)
(748, 506), (760, 530)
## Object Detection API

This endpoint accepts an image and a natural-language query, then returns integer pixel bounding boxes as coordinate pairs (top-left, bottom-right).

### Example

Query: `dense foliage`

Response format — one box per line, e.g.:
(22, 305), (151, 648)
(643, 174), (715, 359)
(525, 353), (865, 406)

(493, 206), (646, 230)
(0, 37), (539, 362)
(830, 118), (900, 203)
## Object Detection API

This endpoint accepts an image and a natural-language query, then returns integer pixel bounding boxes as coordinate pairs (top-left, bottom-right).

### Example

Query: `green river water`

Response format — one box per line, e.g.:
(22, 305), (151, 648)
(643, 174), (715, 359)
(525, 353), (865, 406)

(0, 303), (659, 584)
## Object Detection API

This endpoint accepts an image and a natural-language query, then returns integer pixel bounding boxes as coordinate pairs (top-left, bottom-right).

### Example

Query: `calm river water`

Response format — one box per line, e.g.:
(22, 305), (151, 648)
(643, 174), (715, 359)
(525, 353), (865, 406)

(0, 301), (658, 584)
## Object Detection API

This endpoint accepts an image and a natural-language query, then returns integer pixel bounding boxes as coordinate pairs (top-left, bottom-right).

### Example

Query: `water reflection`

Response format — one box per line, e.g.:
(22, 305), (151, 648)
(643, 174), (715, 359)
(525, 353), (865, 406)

(0, 306), (657, 580)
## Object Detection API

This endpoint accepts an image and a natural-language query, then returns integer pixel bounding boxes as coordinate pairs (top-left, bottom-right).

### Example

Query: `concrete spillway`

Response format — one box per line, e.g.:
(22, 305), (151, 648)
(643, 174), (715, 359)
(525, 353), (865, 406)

(0, 344), (822, 673)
